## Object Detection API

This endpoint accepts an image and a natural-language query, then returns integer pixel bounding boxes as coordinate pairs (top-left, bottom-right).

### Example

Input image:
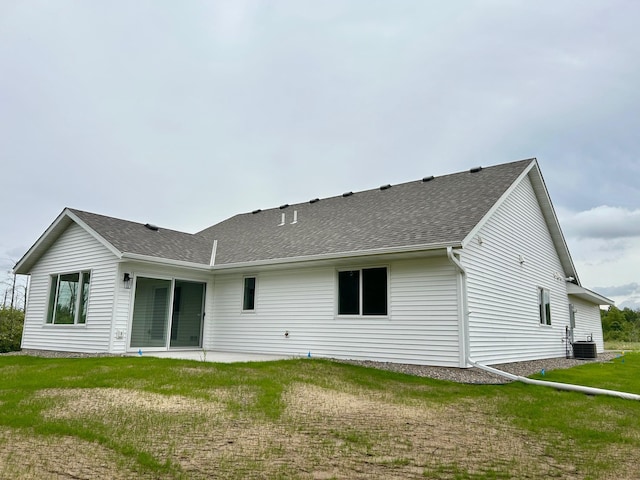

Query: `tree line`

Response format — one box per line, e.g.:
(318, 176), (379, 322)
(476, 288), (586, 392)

(0, 266), (27, 352)
(600, 306), (640, 342)
(0, 307), (23, 352)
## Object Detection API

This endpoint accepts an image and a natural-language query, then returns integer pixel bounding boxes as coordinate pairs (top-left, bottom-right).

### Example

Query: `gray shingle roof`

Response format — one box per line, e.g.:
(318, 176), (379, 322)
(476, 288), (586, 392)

(64, 159), (533, 267)
(69, 209), (214, 265)
(197, 159), (534, 265)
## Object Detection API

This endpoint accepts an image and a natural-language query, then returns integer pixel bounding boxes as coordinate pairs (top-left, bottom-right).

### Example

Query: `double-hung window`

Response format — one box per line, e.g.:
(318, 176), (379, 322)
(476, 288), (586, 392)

(338, 267), (387, 316)
(538, 287), (551, 326)
(46, 271), (91, 325)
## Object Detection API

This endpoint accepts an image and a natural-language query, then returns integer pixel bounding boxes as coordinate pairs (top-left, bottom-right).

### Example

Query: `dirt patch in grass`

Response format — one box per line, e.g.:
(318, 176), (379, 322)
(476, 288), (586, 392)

(280, 383), (582, 479)
(209, 385), (258, 406)
(602, 443), (640, 479)
(9, 384), (637, 479)
(38, 388), (225, 419)
(0, 428), (146, 479)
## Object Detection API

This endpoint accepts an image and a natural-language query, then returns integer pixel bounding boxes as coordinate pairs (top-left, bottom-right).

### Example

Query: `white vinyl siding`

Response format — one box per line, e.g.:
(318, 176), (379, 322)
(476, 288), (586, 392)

(570, 297), (605, 352)
(21, 223), (118, 352)
(464, 174), (571, 364)
(110, 266), (134, 353)
(208, 257), (460, 367)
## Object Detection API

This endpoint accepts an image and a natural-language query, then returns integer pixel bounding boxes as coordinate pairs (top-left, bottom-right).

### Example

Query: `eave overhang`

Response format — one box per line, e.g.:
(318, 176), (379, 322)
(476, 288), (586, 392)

(120, 252), (212, 271)
(567, 283), (614, 306)
(210, 241), (462, 272)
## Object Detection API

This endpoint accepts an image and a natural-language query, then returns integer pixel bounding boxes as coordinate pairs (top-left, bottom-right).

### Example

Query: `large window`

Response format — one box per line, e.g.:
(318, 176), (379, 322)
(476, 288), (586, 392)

(243, 277), (256, 311)
(46, 271), (91, 325)
(539, 287), (551, 325)
(338, 267), (387, 316)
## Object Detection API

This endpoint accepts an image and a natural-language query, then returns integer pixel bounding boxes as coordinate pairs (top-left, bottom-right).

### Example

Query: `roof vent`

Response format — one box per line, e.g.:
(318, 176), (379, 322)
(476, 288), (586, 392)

(380, 184), (391, 190)
(144, 223), (159, 231)
(470, 166), (483, 173)
(279, 204), (289, 209)
(251, 209), (262, 214)
(309, 198), (320, 204)
(422, 176), (434, 182)
(342, 191), (353, 197)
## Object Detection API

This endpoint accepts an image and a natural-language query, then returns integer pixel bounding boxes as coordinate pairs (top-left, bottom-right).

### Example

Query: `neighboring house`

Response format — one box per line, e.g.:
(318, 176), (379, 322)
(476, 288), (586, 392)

(14, 158), (612, 367)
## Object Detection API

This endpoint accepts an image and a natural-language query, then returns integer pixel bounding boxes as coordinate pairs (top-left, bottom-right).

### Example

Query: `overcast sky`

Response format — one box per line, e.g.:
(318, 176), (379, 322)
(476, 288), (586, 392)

(1, 1), (639, 308)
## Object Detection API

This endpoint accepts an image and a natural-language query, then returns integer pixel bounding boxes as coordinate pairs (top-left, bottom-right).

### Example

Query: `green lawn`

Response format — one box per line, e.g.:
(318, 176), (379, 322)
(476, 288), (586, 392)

(1, 354), (639, 479)
(605, 340), (640, 352)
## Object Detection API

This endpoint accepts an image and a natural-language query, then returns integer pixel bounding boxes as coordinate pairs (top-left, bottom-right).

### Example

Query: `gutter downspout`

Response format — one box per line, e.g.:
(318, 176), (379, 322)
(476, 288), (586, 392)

(468, 360), (640, 402)
(447, 247), (469, 368)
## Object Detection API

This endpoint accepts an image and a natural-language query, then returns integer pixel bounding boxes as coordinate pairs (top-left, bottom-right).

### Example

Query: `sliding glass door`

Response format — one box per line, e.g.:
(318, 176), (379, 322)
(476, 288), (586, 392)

(170, 280), (205, 348)
(130, 277), (205, 350)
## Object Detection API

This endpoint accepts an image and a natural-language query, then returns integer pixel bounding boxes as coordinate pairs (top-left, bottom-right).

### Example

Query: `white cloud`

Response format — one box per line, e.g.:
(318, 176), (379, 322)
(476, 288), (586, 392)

(595, 283), (640, 311)
(619, 299), (640, 310)
(595, 282), (640, 298)
(561, 206), (640, 240)
(560, 206), (640, 307)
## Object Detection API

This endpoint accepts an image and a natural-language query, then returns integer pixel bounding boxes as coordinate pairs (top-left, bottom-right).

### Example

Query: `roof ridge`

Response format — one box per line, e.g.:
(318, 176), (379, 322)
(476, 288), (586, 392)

(234, 157), (537, 216)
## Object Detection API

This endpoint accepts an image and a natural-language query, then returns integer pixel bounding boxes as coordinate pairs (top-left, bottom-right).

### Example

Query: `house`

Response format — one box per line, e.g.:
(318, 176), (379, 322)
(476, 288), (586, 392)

(14, 158), (613, 367)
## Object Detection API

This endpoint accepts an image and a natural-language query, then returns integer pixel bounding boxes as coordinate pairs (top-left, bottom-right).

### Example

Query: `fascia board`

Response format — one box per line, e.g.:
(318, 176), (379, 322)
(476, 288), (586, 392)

(461, 159), (580, 284)
(567, 283), (614, 306)
(527, 163), (580, 284)
(461, 159), (537, 248)
(120, 252), (212, 271)
(65, 210), (123, 259)
(15, 208), (124, 274)
(14, 209), (73, 274)
(211, 241), (461, 271)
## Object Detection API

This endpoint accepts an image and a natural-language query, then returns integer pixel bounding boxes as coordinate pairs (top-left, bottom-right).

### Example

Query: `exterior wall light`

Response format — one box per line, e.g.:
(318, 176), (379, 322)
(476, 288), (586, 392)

(123, 272), (132, 289)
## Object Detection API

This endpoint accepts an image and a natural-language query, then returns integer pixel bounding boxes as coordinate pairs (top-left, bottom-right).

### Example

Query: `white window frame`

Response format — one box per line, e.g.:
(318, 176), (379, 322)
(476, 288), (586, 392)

(336, 266), (389, 317)
(242, 275), (257, 313)
(46, 270), (92, 326)
(538, 287), (551, 326)
(126, 273), (208, 352)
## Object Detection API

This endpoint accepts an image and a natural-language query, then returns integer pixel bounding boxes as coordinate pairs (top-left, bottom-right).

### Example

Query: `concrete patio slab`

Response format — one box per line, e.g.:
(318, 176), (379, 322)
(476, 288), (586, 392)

(128, 350), (293, 363)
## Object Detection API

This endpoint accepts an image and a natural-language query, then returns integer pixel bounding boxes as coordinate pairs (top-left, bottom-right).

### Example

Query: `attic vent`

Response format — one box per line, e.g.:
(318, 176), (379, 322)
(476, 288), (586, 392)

(252, 209), (262, 214)
(422, 176), (434, 182)
(144, 223), (159, 231)
(470, 166), (483, 173)
(380, 184), (392, 190)
(309, 198), (320, 204)
(342, 191), (353, 197)
(279, 204), (289, 209)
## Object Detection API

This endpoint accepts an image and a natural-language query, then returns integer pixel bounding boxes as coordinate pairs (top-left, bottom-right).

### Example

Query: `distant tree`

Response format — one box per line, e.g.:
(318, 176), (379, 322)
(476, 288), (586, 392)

(0, 266), (28, 311)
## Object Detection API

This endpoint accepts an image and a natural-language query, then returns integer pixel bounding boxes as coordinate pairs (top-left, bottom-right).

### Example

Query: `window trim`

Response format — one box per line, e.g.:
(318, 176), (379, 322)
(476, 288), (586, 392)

(242, 276), (257, 313)
(46, 270), (92, 326)
(538, 287), (551, 326)
(337, 266), (389, 317)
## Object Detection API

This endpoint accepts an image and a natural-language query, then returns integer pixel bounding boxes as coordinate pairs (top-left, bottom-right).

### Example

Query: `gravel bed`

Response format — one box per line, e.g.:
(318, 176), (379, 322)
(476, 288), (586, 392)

(3, 349), (118, 359)
(338, 351), (622, 384)
(4, 349), (623, 384)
